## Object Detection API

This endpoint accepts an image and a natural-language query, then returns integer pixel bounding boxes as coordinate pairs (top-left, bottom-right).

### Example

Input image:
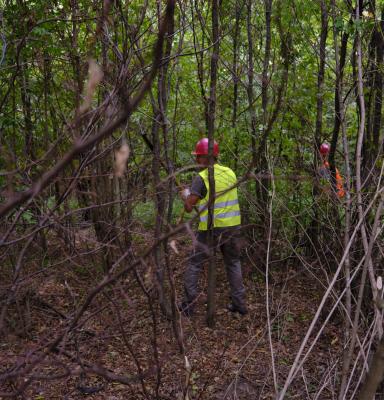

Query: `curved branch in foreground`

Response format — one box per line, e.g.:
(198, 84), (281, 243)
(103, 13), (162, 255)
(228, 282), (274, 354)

(0, 0), (176, 221)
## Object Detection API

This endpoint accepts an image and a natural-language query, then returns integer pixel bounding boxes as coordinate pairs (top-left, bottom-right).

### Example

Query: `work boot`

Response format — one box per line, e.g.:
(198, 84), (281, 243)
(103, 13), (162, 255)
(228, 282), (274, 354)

(227, 303), (248, 316)
(178, 302), (194, 317)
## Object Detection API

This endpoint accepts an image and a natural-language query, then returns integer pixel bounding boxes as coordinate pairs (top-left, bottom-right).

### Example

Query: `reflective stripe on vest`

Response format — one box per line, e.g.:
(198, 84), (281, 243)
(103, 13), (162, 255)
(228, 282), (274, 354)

(197, 164), (241, 231)
(198, 198), (239, 212)
(200, 210), (241, 223)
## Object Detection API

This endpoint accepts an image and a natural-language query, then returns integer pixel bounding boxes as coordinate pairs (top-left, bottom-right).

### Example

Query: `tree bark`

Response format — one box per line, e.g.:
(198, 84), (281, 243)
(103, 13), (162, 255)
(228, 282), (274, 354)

(309, 0), (328, 252)
(206, 0), (220, 328)
(246, 0), (257, 170)
(232, 1), (241, 171)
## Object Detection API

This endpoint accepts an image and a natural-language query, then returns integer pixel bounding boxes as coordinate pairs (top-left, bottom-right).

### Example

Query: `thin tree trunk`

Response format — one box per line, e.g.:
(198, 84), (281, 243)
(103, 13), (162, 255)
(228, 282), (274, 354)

(309, 0), (328, 253)
(246, 0), (257, 170)
(371, 8), (384, 163)
(190, 0), (207, 130)
(232, 1), (241, 171)
(261, 0), (272, 126)
(329, 26), (349, 167)
(339, 1), (382, 397)
(256, 0), (272, 215)
(330, 0), (353, 394)
(20, 63), (34, 160)
(354, 0), (380, 318)
(308, 0), (328, 253)
(206, 0), (220, 328)
(315, 0), (328, 148)
(70, 0), (82, 113)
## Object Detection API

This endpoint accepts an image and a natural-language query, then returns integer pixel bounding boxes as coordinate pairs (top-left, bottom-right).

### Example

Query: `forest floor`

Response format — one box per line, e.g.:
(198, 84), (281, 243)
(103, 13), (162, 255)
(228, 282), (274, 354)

(0, 225), (344, 399)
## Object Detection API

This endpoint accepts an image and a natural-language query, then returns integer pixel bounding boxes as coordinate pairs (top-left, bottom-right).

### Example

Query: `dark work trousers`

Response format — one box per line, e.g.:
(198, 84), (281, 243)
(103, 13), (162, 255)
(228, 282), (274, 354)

(183, 227), (246, 310)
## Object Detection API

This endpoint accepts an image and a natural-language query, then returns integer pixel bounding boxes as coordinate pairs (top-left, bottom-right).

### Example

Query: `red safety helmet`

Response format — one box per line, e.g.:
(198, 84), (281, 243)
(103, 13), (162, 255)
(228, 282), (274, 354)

(191, 138), (219, 156)
(319, 143), (330, 155)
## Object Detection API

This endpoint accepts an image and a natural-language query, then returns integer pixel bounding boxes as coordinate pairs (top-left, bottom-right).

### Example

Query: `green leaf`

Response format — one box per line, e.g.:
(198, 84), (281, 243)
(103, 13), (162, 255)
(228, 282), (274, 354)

(22, 210), (35, 224)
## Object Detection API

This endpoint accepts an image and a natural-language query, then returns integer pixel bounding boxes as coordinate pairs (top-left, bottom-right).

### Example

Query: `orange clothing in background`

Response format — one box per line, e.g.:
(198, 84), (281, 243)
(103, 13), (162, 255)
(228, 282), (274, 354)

(322, 161), (345, 198)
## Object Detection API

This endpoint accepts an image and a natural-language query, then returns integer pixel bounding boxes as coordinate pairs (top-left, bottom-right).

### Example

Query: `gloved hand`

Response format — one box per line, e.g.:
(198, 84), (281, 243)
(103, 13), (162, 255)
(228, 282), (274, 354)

(180, 188), (191, 201)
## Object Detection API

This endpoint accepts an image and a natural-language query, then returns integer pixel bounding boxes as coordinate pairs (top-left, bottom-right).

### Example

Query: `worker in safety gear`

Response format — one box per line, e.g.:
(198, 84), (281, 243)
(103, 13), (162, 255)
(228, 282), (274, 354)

(318, 143), (345, 198)
(179, 138), (247, 316)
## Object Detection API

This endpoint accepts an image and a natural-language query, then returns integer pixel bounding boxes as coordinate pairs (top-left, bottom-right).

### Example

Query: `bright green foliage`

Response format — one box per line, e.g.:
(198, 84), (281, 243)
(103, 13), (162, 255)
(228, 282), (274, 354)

(0, 0), (382, 244)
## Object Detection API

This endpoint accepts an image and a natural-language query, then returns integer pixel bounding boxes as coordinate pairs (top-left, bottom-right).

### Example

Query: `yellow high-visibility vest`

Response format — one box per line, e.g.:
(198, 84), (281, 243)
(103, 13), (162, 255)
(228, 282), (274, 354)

(197, 164), (241, 231)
